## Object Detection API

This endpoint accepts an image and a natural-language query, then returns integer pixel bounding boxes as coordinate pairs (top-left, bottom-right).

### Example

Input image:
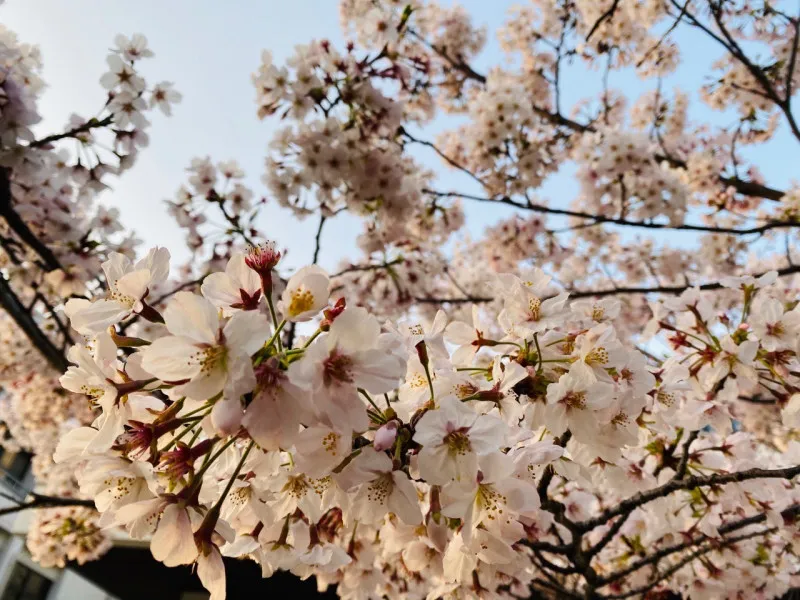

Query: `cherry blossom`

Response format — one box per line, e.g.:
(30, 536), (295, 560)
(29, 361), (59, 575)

(1, 2), (800, 599)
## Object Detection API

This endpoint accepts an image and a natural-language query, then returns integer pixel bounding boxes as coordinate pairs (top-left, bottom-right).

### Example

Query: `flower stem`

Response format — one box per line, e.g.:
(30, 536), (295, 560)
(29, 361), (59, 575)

(358, 388), (383, 414)
(211, 440), (255, 512)
(422, 362), (436, 403)
(265, 319), (286, 350)
(193, 436), (239, 483)
(266, 295), (283, 352)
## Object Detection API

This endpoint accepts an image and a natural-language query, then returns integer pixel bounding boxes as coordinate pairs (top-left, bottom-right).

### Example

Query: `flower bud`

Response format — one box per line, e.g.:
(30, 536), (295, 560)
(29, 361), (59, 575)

(373, 420), (399, 451)
(245, 242), (282, 295)
(320, 297), (346, 331)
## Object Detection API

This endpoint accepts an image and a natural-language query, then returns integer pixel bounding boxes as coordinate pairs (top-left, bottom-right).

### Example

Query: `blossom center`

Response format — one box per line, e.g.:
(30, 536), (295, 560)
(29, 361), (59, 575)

(322, 351), (354, 386)
(657, 390), (676, 407)
(283, 474), (309, 499)
(80, 384), (106, 399)
(407, 324), (424, 336)
(321, 432), (341, 455)
(611, 412), (630, 426)
(366, 474), (392, 505)
(561, 391), (587, 410)
(443, 429), (472, 455)
(766, 322), (784, 337)
(477, 484), (507, 520)
(455, 382), (479, 399)
(288, 288), (315, 317)
(103, 476), (136, 501)
(109, 282), (137, 308)
(190, 345), (227, 374)
(585, 347), (609, 365)
(408, 373), (427, 389)
(527, 296), (542, 321)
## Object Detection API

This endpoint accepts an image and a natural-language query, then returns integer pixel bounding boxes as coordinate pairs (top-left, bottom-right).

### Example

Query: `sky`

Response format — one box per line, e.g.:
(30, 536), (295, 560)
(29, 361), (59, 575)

(3, 1), (797, 276)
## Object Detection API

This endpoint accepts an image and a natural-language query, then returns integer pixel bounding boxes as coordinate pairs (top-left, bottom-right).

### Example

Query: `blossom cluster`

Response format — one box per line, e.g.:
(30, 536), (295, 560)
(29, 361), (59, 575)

(0, 30), (179, 296)
(0, 27), (180, 569)
(54, 245), (800, 599)
(0, 0), (798, 597)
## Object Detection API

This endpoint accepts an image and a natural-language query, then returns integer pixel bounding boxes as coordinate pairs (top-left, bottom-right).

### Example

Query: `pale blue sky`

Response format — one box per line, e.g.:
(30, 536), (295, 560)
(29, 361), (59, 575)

(4, 1), (796, 274)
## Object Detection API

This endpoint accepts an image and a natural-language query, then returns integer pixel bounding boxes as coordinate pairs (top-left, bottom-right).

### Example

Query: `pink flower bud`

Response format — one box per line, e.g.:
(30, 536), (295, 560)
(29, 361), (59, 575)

(373, 420), (399, 451)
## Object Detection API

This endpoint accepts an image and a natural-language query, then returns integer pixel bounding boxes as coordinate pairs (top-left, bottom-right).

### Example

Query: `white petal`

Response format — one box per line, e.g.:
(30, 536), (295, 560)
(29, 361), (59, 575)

(53, 427), (98, 463)
(141, 336), (201, 381)
(164, 292), (220, 344)
(201, 273), (241, 309)
(223, 352), (257, 400)
(151, 505), (198, 566)
(329, 307), (380, 352)
(389, 471), (422, 525)
(197, 547), (226, 600)
(211, 398), (244, 437)
(117, 269), (152, 302)
(137, 247), (171, 283)
(102, 252), (133, 286)
(225, 253), (260, 291)
(66, 298), (129, 334)
(223, 311), (271, 356)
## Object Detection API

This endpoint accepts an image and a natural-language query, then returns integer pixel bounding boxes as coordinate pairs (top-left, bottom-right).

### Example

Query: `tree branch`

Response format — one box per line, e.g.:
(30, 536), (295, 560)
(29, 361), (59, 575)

(0, 493), (95, 517)
(0, 168), (62, 271)
(585, 0), (621, 43)
(602, 526), (784, 598)
(0, 276), (68, 372)
(576, 464), (800, 533)
(312, 213), (326, 265)
(28, 115), (114, 149)
(415, 264), (800, 306)
(673, 429), (700, 480)
(567, 264), (800, 300)
(597, 504), (799, 590)
(424, 188), (796, 234)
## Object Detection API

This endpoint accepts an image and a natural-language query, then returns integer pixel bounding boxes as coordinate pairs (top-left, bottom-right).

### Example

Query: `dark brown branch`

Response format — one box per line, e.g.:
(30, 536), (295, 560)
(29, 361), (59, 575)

(673, 430), (699, 480)
(688, 0), (800, 142)
(401, 129), (486, 187)
(786, 17), (800, 102)
(424, 188), (796, 234)
(0, 493), (95, 517)
(312, 214), (326, 265)
(0, 168), (62, 271)
(602, 526), (784, 598)
(598, 504), (799, 589)
(413, 24), (788, 203)
(636, 1), (689, 68)
(29, 115), (114, 149)
(414, 295), (492, 305)
(575, 464), (800, 533)
(406, 28), (487, 84)
(531, 577), (582, 600)
(331, 258), (404, 278)
(567, 264), (800, 300)
(585, 0), (621, 42)
(531, 548), (578, 575)
(416, 264), (800, 306)
(0, 276), (68, 372)
(585, 511), (631, 559)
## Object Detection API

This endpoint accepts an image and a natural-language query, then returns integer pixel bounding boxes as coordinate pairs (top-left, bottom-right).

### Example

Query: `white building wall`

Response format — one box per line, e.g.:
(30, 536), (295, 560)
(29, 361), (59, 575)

(0, 473), (118, 600)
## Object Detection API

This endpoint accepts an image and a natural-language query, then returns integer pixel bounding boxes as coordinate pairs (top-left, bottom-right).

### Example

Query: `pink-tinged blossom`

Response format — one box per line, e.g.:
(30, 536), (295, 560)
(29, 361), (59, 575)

(278, 265), (331, 322)
(140, 292), (270, 433)
(289, 306), (406, 433)
(65, 247), (170, 334)
(413, 396), (506, 485)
